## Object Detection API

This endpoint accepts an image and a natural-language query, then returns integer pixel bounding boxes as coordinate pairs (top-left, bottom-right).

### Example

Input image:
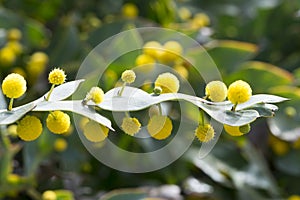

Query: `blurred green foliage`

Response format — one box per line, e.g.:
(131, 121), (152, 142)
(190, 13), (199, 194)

(1, 0), (300, 199)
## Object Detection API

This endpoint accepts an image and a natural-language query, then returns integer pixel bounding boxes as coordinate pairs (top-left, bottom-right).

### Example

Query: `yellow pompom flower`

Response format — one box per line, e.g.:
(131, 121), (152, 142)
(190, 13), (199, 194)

(83, 120), (109, 142)
(269, 135), (289, 156)
(121, 70), (136, 84)
(147, 115), (173, 140)
(288, 195), (300, 200)
(42, 190), (57, 200)
(195, 124), (215, 142)
(205, 81), (228, 102)
(135, 54), (155, 71)
(0, 47), (16, 66)
(54, 138), (68, 152)
(155, 72), (180, 93)
(224, 124), (251, 136)
(122, 3), (138, 19)
(143, 41), (163, 59)
(121, 117), (141, 136)
(46, 111), (70, 134)
(7, 28), (22, 41)
(2, 73), (27, 99)
(158, 41), (183, 63)
(228, 80), (252, 105)
(17, 115), (43, 141)
(85, 87), (104, 104)
(48, 68), (66, 85)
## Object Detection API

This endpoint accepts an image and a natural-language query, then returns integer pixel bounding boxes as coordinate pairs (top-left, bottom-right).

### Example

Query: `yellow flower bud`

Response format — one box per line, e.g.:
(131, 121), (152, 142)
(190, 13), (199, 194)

(154, 72), (180, 93)
(121, 117), (141, 136)
(195, 124), (215, 142)
(7, 28), (22, 41)
(46, 111), (70, 134)
(224, 124), (251, 136)
(54, 138), (68, 152)
(147, 115), (173, 140)
(83, 120), (109, 142)
(205, 81), (227, 102)
(48, 68), (66, 85)
(42, 190), (57, 200)
(121, 70), (136, 84)
(17, 115), (43, 141)
(228, 80), (252, 105)
(0, 47), (16, 66)
(85, 87), (104, 104)
(2, 73), (27, 99)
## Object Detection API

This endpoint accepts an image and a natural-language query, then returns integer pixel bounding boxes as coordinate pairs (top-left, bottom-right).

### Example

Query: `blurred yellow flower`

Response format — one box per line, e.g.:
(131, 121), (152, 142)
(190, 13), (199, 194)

(147, 115), (173, 140)
(83, 120), (109, 142)
(205, 81), (227, 102)
(143, 41), (163, 59)
(158, 41), (183, 63)
(46, 111), (70, 134)
(7, 28), (22, 41)
(195, 124), (215, 142)
(42, 190), (57, 200)
(269, 135), (289, 156)
(121, 70), (136, 84)
(173, 65), (189, 79)
(17, 115), (43, 141)
(54, 138), (68, 152)
(135, 54), (155, 71)
(2, 73), (27, 99)
(288, 195), (300, 200)
(85, 86), (105, 104)
(6, 41), (23, 55)
(0, 47), (16, 66)
(178, 7), (192, 21)
(121, 117), (141, 136)
(191, 13), (210, 29)
(224, 124), (251, 136)
(155, 72), (180, 93)
(122, 3), (138, 19)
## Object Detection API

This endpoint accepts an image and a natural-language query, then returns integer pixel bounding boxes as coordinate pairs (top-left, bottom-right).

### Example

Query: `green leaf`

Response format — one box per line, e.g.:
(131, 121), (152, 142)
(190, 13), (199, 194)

(100, 189), (148, 200)
(0, 103), (36, 125)
(247, 103), (277, 117)
(33, 100), (113, 130)
(274, 150), (300, 176)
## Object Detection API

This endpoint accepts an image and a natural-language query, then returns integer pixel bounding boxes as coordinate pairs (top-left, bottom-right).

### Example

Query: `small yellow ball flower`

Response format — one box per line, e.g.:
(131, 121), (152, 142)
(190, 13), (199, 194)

(147, 115), (173, 140)
(158, 41), (183, 63)
(85, 87), (105, 104)
(195, 124), (215, 142)
(122, 3), (139, 19)
(228, 80), (252, 105)
(174, 65), (189, 79)
(54, 138), (68, 152)
(135, 54), (155, 71)
(288, 195), (300, 200)
(6, 41), (23, 55)
(46, 111), (70, 134)
(79, 117), (90, 130)
(7, 28), (22, 41)
(0, 47), (16, 66)
(2, 73), (27, 99)
(48, 68), (66, 85)
(17, 115), (43, 141)
(121, 117), (141, 136)
(191, 13), (210, 29)
(224, 124), (251, 136)
(42, 190), (57, 200)
(178, 7), (192, 20)
(121, 70), (136, 84)
(205, 81), (228, 102)
(83, 120), (109, 142)
(143, 41), (163, 59)
(155, 72), (180, 93)
(7, 124), (18, 137)
(285, 106), (297, 118)
(269, 135), (289, 156)
(30, 52), (49, 65)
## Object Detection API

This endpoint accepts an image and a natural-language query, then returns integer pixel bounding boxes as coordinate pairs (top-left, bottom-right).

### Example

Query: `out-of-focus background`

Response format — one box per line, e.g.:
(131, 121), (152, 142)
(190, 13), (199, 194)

(1, 0), (300, 199)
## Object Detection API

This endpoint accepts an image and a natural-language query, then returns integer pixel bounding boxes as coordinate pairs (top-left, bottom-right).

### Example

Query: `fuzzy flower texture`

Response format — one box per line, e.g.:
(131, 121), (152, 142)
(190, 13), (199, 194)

(46, 111), (70, 134)
(48, 68), (66, 85)
(195, 124), (215, 142)
(228, 80), (252, 104)
(17, 115), (43, 141)
(155, 72), (179, 93)
(85, 87), (104, 104)
(2, 73), (26, 99)
(205, 80), (227, 102)
(121, 70), (136, 84)
(121, 117), (141, 136)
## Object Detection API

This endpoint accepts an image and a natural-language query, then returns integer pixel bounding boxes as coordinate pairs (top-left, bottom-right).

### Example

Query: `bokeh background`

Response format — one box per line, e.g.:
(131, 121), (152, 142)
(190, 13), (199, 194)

(1, 0), (300, 199)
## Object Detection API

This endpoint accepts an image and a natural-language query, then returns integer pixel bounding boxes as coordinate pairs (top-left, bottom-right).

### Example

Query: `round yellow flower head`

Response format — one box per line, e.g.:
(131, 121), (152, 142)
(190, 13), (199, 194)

(122, 3), (138, 19)
(48, 68), (66, 85)
(143, 41), (163, 59)
(6, 41), (23, 55)
(228, 80), (252, 104)
(288, 195), (300, 200)
(155, 72), (180, 93)
(2, 73), (27, 98)
(174, 65), (189, 79)
(42, 190), (57, 200)
(195, 124), (215, 142)
(135, 54), (155, 71)
(0, 47), (16, 66)
(46, 111), (70, 134)
(158, 41), (183, 63)
(121, 117), (141, 136)
(83, 120), (109, 142)
(17, 115), (43, 141)
(54, 138), (68, 152)
(147, 115), (173, 140)
(85, 87), (104, 104)
(7, 28), (22, 41)
(224, 124), (251, 136)
(178, 7), (192, 21)
(30, 52), (49, 65)
(205, 80), (228, 102)
(121, 70), (136, 84)
(191, 13), (210, 29)
(285, 106), (297, 118)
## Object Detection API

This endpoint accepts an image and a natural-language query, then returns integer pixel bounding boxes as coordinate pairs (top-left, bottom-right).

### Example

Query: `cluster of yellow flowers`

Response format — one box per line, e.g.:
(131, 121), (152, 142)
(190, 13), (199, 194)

(0, 28), (48, 84)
